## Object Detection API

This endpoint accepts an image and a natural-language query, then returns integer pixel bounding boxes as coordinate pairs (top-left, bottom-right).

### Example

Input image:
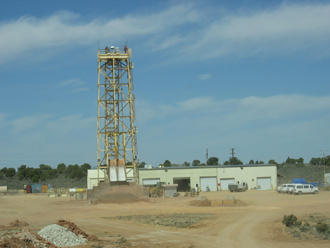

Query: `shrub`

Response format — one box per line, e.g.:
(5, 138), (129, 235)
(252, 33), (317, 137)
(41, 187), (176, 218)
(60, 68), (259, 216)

(5, 168), (16, 177)
(300, 223), (310, 232)
(316, 222), (329, 234)
(282, 214), (299, 227)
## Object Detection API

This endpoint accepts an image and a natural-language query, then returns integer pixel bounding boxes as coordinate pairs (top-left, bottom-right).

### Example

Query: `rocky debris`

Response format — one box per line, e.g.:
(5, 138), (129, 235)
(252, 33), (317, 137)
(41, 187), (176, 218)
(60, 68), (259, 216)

(56, 219), (98, 241)
(9, 219), (29, 227)
(0, 219), (98, 248)
(0, 230), (58, 248)
(38, 224), (87, 247)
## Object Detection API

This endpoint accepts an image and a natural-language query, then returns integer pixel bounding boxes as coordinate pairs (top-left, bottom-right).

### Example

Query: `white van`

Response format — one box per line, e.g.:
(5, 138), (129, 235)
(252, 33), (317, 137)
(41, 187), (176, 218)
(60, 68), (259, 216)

(285, 184), (299, 194)
(292, 184), (318, 195)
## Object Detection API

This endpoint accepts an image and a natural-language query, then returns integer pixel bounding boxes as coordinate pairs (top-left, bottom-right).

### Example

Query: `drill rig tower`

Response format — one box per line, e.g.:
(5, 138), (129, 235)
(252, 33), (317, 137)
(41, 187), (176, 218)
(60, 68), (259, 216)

(97, 46), (138, 184)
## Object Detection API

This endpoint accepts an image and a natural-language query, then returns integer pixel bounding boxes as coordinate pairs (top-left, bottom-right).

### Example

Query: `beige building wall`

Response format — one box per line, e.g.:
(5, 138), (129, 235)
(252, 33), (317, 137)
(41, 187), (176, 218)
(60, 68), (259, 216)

(87, 165), (277, 191)
(139, 165), (277, 191)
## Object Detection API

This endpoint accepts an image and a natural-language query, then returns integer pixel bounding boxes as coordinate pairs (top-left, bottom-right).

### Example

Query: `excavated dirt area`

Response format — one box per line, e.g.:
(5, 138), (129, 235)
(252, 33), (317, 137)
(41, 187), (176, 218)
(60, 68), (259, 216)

(1, 190), (330, 247)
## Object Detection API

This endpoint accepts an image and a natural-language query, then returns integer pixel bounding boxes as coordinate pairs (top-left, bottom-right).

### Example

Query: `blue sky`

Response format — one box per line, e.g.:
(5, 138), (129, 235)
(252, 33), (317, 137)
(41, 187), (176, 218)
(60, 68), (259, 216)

(0, 0), (330, 169)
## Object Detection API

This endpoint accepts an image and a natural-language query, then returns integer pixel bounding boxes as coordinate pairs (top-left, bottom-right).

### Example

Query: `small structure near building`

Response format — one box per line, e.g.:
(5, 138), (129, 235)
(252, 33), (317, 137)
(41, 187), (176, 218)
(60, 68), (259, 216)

(163, 184), (178, 197)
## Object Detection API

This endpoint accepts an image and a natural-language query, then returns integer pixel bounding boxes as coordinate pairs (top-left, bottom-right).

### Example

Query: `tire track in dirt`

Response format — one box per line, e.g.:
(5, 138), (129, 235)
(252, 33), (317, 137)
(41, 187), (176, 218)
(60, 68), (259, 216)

(215, 212), (266, 248)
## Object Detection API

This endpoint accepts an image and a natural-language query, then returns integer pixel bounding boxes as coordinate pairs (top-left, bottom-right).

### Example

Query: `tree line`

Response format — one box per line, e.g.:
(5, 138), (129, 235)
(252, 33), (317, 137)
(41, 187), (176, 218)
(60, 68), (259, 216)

(157, 156), (330, 167)
(0, 163), (91, 183)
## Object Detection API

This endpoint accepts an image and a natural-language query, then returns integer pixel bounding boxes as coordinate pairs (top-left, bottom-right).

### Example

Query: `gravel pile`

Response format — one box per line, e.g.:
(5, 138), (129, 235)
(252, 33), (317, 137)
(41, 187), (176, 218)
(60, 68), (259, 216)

(38, 224), (87, 247)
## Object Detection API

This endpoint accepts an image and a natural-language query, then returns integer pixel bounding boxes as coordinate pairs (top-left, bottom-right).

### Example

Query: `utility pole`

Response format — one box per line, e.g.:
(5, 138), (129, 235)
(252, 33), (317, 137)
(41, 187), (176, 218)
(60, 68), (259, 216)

(206, 148), (208, 165)
(230, 148), (236, 159)
(230, 148), (236, 165)
(322, 150), (326, 183)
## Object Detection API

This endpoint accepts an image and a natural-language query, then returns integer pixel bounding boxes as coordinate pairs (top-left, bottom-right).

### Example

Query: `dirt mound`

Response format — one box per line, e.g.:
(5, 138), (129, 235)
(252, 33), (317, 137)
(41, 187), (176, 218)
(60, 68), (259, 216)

(189, 199), (211, 206)
(235, 199), (248, 206)
(56, 219), (98, 241)
(92, 195), (149, 204)
(9, 219), (29, 227)
(0, 230), (59, 248)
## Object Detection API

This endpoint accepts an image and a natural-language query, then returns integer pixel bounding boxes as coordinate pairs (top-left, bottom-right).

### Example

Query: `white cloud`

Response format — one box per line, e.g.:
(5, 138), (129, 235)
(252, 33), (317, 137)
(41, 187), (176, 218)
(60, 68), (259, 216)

(45, 114), (94, 135)
(0, 4), (200, 63)
(198, 74), (211, 81)
(137, 94), (330, 166)
(179, 3), (330, 60)
(137, 94), (330, 126)
(57, 78), (90, 93)
(0, 113), (7, 129)
(59, 78), (85, 87)
(2, 3), (329, 64)
(12, 114), (52, 133)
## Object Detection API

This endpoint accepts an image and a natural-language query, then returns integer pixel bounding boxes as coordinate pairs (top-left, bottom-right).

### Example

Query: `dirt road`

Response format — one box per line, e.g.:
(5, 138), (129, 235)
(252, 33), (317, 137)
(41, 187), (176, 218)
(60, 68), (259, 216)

(1, 190), (330, 247)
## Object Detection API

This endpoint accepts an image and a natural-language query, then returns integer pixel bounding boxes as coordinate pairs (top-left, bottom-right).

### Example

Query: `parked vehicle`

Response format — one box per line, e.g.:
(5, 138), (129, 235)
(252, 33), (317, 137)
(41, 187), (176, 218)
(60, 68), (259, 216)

(228, 181), (248, 192)
(278, 184), (289, 193)
(276, 185), (283, 192)
(292, 184), (318, 195)
(285, 184), (298, 194)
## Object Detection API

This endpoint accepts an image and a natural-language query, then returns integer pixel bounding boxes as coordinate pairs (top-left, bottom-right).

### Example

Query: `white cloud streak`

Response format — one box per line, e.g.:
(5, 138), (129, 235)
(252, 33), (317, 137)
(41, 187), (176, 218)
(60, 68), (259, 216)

(198, 74), (211, 81)
(137, 94), (330, 125)
(1, 3), (329, 63)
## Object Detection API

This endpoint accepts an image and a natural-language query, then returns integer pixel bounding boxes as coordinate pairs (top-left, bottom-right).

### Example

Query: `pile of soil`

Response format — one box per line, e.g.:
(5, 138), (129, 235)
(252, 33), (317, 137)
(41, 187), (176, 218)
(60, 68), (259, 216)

(189, 199), (211, 206)
(56, 219), (98, 241)
(91, 193), (149, 204)
(235, 199), (248, 206)
(0, 219), (98, 247)
(9, 220), (29, 227)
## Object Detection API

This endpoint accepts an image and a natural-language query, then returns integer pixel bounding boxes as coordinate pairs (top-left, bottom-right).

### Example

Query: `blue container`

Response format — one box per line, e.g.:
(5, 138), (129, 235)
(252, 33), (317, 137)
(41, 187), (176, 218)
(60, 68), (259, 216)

(292, 178), (306, 184)
(31, 184), (42, 193)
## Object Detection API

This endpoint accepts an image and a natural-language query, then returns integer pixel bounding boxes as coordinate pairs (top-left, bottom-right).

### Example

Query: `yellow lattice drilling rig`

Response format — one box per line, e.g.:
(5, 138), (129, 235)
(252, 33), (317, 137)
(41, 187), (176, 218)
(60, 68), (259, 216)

(97, 45), (138, 186)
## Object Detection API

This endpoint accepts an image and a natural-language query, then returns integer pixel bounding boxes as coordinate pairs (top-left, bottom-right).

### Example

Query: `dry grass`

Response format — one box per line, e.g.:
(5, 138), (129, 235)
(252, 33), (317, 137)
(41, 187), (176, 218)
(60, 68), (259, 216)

(104, 213), (213, 228)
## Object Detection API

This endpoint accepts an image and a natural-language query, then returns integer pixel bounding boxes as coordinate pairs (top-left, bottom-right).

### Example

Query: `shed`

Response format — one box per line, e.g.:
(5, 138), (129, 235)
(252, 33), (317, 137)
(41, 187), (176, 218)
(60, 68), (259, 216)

(163, 184), (178, 197)
(31, 184), (42, 193)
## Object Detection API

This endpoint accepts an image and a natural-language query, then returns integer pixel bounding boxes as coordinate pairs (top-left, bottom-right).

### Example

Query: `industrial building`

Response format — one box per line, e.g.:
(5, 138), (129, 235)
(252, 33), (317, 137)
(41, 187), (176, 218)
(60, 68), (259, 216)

(88, 164), (277, 191)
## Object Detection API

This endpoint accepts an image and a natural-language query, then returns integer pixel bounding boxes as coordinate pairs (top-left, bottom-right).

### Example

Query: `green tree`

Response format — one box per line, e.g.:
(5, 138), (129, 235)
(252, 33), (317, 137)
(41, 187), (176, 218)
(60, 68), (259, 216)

(183, 161), (190, 167)
(310, 157), (322, 165)
(81, 163), (91, 173)
(297, 157), (304, 164)
(163, 160), (172, 167)
(192, 160), (201, 166)
(66, 164), (79, 177)
(5, 168), (15, 177)
(286, 157), (297, 164)
(223, 161), (229, 165)
(39, 164), (52, 170)
(259, 161), (264, 164)
(40, 170), (51, 181)
(226, 157), (243, 165)
(249, 160), (255, 164)
(18, 165), (27, 172)
(57, 163), (67, 174)
(268, 159), (278, 165)
(207, 157), (219, 165)
(32, 174), (39, 183)
(0, 167), (7, 174)
(139, 162), (146, 168)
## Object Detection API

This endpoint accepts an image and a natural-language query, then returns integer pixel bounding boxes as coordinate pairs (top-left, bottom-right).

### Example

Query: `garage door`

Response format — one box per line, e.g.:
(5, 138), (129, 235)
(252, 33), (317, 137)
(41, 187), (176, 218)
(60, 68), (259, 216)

(200, 177), (217, 191)
(142, 178), (160, 186)
(220, 178), (235, 190)
(257, 177), (272, 189)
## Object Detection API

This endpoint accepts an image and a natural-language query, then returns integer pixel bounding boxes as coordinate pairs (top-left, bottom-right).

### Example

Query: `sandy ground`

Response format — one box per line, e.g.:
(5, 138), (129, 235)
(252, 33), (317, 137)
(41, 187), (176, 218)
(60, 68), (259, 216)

(1, 190), (330, 248)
